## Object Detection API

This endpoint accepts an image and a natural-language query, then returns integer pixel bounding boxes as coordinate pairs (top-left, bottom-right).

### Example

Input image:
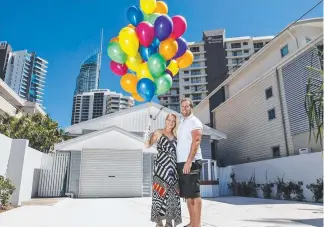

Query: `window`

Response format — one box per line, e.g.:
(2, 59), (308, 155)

(268, 108), (276, 120)
(184, 86), (190, 90)
(231, 43), (241, 49)
(272, 146), (280, 158)
(184, 78), (189, 82)
(191, 69), (201, 75)
(244, 49), (249, 53)
(190, 47), (200, 53)
(185, 94), (190, 98)
(243, 42), (248, 45)
(183, 70), (189, 74)
(232, 50), (242, 56)
(280, 44), (289, 57)
(265, 87), (273, 99)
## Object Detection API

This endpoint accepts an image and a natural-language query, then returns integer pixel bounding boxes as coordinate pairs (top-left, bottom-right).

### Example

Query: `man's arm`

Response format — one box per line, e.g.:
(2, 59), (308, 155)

(187, 128), (203, 163)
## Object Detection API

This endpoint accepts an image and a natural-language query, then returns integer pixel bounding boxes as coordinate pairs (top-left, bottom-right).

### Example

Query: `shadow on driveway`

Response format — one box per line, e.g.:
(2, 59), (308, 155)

(243, 218), (323, 227)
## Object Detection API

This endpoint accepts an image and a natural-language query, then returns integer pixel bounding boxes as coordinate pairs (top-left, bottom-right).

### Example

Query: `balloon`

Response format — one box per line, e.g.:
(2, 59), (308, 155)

(154, 1), (168, 14)
(126, 53), (142, 72)
(119, 27), (139, 57)
(170, 15), (187, 39)
(135, 22), (155, 47)
(120, 73), (138, 93)
(132, 92), (145, 102)
(143, 13), (150, 21)
(147, 53), (166, 78)
(152, 37), (160, 47)
(107, 42), (127, 64)
(174, 37), (188, 58)
(139, 44), (158, 62)
(110, 61), (128, 76)
(140, 0), (157, 14)
(159, 38), (178, 60)
(167, 59), (179, 76)
(154, 15), (173, 41)
(127, 24), (136, 30)
(110, 37), (119, 43)
(137, 78), (156, 101)
(148, 13), (161, 25)
(154, 72), (172, 95)
(137, 62), (154, 81)
(176, 50), (193, 69)
(127, 6), (144, 26)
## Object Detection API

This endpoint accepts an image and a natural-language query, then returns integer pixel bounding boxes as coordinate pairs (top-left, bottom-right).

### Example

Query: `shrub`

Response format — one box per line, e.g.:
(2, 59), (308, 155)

(306, 178), (323, 203)
(0, 175), (15, 208)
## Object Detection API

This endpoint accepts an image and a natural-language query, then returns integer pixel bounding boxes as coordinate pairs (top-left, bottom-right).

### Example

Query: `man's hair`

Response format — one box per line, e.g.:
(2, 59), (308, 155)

(180, 97), (194, 108)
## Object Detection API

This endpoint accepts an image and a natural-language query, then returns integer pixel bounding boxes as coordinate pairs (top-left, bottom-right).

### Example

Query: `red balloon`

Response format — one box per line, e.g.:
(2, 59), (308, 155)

(110, 61), (128, 76)
(135, 21), (155, 47)
(170, 15), (187, 39)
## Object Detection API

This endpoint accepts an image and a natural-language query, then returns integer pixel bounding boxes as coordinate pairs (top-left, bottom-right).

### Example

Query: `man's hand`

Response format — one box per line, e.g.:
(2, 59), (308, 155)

(183, 161), (192, 174)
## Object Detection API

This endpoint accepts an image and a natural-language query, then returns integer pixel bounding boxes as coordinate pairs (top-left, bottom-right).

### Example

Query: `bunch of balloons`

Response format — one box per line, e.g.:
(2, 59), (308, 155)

(107, 0), (194, 102)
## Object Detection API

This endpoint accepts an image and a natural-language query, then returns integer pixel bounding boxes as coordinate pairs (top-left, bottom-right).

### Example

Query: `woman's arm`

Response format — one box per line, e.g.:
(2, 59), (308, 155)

(145, 130), (159, 148)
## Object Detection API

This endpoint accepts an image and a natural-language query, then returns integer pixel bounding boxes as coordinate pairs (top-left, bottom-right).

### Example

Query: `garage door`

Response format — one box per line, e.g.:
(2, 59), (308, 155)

(79, 149), (142, 198)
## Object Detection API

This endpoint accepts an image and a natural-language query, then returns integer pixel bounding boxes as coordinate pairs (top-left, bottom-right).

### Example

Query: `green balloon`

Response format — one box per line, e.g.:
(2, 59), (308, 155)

(148, 53), (166, 78)
(148, 13), (161, 25)
(107, 42), (127, 64)
(143, 13), (150, 21)
(155, 72), (172, 95)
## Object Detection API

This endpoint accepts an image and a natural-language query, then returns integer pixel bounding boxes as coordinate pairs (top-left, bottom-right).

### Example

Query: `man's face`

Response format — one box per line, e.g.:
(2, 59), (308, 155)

(181, 100), (192, 117)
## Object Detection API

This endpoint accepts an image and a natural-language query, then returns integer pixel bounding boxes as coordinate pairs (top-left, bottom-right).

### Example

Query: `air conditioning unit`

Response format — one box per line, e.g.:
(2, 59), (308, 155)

(299, 148), (311, 155)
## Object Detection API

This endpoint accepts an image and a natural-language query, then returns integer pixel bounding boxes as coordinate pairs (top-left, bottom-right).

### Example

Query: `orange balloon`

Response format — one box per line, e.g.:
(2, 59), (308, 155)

(120, 73), (138, 94)
(159, 38), (178, 60)
(176, 50), (194, 69)
(132, 92), (144, 102)
(110, 37), (119, 43)
(127, 24), (135, 30)
(154, 1), (168, 14)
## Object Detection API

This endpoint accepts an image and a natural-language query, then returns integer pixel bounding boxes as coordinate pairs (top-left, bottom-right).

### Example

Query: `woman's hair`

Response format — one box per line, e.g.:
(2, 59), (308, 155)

(165, 113), (178, 137)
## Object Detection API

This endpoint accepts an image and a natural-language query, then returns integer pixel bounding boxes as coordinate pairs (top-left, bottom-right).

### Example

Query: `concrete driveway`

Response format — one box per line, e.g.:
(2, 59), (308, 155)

(0, 197), (322, 227)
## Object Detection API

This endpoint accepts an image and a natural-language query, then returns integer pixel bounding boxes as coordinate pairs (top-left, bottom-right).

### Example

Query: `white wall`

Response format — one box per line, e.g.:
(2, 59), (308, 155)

(194, 99), (210, 125)
(0, 133), (12, 176)
(0, 133), (46, 206)
(220, 152), (323, 202)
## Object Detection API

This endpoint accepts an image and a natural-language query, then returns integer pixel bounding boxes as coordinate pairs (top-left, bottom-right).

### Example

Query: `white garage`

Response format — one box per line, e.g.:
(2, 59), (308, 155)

(79, 149), (143, 198)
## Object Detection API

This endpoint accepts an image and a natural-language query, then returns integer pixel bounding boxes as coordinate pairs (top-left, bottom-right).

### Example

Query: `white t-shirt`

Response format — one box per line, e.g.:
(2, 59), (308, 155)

(176, 114), (203, 163)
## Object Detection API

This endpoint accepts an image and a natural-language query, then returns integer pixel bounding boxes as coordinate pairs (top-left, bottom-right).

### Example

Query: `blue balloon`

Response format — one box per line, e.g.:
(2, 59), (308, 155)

(137, 78), (156, 102)
(152, 37), (160, 47)
(139, 44), (158, 62)
(127, 6), (144, 26)
(154, 15), (173, 41)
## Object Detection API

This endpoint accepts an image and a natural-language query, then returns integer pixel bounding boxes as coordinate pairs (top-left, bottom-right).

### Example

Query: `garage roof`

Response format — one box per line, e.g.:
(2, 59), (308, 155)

(65, 102), (227, 140)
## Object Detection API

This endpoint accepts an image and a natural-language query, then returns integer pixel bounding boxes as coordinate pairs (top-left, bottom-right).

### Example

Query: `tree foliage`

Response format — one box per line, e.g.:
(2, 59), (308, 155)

(0, 113), (71, 153)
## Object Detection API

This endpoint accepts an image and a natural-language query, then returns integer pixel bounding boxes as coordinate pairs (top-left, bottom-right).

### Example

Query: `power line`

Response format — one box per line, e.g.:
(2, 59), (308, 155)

(188, 0), (323, 106)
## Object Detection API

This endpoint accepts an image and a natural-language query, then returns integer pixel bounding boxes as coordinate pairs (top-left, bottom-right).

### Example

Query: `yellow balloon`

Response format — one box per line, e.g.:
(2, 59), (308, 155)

(132, 92), (144, 102)
(140, 0), (157, 14)
(154, 1), (168, 14)
(120, 73), (138, 94)
(126, 53), (142, 73)
(167, 60), (179, 76)
(176, 50), (194, 69)
(119, 27), (139, 57)
(137, 62), (154, 81)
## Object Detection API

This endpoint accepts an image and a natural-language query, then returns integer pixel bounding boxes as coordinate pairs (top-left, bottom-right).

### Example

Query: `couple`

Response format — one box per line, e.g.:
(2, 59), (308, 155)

(145, 98), (203, 227)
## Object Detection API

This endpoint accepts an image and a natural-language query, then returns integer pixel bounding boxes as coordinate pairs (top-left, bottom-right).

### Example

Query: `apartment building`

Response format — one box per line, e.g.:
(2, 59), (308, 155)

(0, 41), (12, 80)
(195, 18), (323, 165)
(158, 31), (273, 116)
(71, 89), (135, 125)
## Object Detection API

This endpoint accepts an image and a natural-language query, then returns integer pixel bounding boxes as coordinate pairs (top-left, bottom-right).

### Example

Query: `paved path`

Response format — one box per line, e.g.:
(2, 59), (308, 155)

(0, 197), (322, 227)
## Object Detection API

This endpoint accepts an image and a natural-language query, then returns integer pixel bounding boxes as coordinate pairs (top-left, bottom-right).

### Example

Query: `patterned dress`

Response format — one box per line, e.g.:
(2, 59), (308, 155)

(151, 133), (182, 226)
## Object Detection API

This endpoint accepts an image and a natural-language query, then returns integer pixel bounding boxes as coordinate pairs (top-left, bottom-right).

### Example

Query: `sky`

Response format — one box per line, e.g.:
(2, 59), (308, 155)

(1, 0), (322, 128)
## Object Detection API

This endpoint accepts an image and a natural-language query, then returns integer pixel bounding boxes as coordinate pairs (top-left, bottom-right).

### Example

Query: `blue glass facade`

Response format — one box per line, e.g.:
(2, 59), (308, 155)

(74, 49), (101, 95)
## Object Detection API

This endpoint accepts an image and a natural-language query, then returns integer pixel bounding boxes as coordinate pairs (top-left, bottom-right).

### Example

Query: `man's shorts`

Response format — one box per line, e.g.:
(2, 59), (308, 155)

(177, 160), (202, 199)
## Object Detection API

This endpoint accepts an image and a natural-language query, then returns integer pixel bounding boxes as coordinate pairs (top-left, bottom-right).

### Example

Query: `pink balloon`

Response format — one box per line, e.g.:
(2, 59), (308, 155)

(170, 15), (187, 39)
(135, 21), (155, 47)
(110, 61), (128, 76)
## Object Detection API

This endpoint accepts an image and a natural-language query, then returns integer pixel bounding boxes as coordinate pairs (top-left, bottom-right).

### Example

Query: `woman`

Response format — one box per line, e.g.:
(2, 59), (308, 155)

(145, 113), (182, 227)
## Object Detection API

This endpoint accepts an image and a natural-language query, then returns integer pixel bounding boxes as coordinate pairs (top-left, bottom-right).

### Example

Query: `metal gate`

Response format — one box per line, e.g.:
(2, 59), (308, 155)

(142, 153), (156, 197)
(38, 152), (70, 197)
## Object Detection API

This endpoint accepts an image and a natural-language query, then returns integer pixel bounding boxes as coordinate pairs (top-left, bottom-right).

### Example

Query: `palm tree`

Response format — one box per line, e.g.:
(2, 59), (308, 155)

(305, 45), (323, 149)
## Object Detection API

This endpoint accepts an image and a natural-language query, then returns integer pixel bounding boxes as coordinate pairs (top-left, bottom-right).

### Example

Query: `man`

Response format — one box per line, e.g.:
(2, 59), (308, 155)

(176, 98), (203, 227)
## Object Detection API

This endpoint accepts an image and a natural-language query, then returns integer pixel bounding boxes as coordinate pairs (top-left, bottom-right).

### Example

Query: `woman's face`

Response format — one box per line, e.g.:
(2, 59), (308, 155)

(166, 115), (176, 130)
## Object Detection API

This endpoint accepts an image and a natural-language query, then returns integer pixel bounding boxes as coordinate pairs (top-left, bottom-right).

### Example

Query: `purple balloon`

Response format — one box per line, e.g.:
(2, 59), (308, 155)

(174, 37), (188, 59)
(154, 15), (173, 41)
